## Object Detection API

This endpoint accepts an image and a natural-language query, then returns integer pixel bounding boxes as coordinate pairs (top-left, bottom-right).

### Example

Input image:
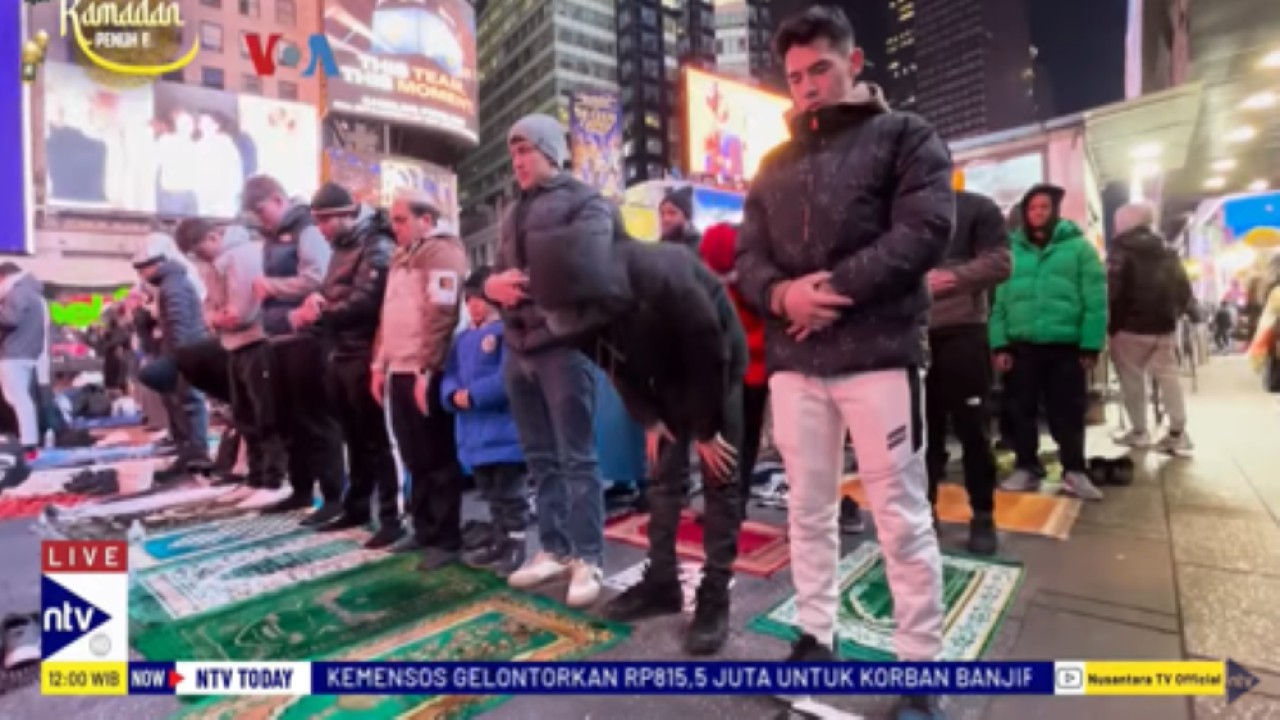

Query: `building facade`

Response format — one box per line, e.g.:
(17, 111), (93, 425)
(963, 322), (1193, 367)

(881, 0), (1038, 140)
(458, 0), (618, 215)
(713, 0), (777, 86)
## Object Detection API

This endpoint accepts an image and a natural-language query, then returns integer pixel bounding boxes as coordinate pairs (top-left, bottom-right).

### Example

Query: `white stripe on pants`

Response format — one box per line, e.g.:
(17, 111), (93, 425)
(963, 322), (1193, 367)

(0, 359), (39, 446)
(770, 369), (944, 661)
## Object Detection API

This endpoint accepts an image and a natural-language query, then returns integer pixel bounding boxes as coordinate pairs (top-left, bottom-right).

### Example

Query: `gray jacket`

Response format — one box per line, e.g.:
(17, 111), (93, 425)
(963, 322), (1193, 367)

(0, 273), (47, 361)
(930, 190), (1011, 330)
(261, 203), (331, 337)
(494, 173), (628, 353)
(210, 227), (267, 351)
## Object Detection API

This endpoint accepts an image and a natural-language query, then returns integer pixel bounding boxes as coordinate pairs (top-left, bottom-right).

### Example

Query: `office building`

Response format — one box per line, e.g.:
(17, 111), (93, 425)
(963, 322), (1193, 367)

(615, 0), (716, 185)
(881, 0), (1038, 139)
(714, 0), (777, 86)
(458, 0), (618, 214)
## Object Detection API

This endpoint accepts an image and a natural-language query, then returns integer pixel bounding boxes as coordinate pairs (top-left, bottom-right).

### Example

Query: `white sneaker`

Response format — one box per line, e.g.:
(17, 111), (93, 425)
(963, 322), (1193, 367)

(1113, 429), (1151, 448)
(1155, 432), (1193, 455)
(235, 486), (291, 510)
(508, 551), (570, 590)
(218, 485), (256, 504)
(999, 469), (1041, 493)
(1061, 471), (1104, 501)
(566, 559), (602, 608)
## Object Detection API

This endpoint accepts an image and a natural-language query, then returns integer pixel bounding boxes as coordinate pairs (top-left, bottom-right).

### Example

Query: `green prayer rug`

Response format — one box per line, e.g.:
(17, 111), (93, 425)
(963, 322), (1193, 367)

(130, 528), (385, 625)
(132, 556), (505, 662)
(749, 541), (1024, 661)
(171, 584), (629, 720)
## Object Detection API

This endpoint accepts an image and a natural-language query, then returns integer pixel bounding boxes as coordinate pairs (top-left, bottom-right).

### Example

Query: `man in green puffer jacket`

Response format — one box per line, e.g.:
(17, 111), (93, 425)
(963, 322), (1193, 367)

(990, 184), (1107, 501)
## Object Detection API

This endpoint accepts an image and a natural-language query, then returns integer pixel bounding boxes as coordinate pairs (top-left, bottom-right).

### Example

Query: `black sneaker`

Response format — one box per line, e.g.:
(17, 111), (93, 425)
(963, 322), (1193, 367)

(261, 494), (313, 515)
(364, 524), (404, 550)
(967, 511), (997, 556)
(418, 547), (459, 572)
(315, 513), (368, 532)
(603, 572), (683, 622)
(461, 521), (495, 550)
(300, 503), (344, 527)
(389, 534), (427, 554)
(893, 694), (946, 719)
(684, 583), (730, 656)
(839, 497), (865, 534)
(786, 633), (836, 661)
(462, 536), (526, 577)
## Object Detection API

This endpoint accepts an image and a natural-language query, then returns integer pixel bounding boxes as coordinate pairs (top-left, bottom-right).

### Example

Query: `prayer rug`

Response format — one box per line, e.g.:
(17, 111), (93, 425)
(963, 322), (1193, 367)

(131, 512), (306, 569)
(131, 557), (504, 661)
(604, 509), (789, 577)
(71, 414), (144, 431)
(130, 528), (381, 623)
(749, 541), (1024, 661)
(841, 477), (1082, 540)
(31, 444), (162, 471)
(172, 588), (630, 720)
(0, 493), (88, 520)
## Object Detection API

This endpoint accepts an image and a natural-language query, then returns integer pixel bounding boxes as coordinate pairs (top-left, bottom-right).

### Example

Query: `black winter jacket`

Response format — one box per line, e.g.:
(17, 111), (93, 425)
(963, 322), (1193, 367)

(315, 206), (393, 357)
(148, 260), (209, 353)
(736, 86), (955, 376)
(1107, 226), (1193, 336)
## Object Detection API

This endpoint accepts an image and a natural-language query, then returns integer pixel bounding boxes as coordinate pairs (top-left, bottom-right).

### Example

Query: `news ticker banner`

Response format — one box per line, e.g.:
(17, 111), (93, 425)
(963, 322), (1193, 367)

(40, 660), (1261, 703)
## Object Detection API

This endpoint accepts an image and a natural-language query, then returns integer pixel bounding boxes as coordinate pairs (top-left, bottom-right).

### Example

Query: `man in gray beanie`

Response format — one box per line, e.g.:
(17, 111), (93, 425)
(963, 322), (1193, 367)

(484, 113), (625, 608)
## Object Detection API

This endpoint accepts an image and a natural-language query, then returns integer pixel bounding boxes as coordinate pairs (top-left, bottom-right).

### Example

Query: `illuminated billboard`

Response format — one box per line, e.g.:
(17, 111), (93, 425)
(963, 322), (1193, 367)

(570, 91), (624, 199)
(324, 0), (479, 145)
(684, 68), (791, 183)
(2, 9), (32, 254)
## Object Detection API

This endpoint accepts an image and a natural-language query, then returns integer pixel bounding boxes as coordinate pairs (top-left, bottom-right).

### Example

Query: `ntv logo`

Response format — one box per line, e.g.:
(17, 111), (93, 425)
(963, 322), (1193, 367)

(245, 33), (338, 78)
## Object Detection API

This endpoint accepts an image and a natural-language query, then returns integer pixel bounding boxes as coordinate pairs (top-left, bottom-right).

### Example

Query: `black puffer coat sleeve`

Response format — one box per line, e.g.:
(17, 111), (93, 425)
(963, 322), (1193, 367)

(321, 235), (393, 329)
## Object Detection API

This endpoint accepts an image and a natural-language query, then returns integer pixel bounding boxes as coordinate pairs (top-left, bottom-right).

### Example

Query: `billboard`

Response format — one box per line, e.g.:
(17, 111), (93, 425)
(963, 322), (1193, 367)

(684, 68), (791, 183)
(959, 152), (1045, 211)
(42, 62), (319, 219)
(2, 8), (32, 254)
(380, 157), (459, 232)
(569, 91), (624, 199)
(324, 0), (479, 145)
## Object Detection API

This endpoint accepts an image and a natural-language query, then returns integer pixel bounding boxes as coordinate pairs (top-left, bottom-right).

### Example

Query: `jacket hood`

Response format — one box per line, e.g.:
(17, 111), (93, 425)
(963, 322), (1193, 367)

(1014, 218), (1086, 248)
(217, 225), (253, 260)
(1019, 183), (1066, 239)
(148, 258), (187, 284)
(341, 204), (391, 246)
(4, 272), (41, 298)
(1113, 226), (1167, 257)
(519, 171), (575, 199)
(788, 83), (890, 138)
(277, 203), (314, 236)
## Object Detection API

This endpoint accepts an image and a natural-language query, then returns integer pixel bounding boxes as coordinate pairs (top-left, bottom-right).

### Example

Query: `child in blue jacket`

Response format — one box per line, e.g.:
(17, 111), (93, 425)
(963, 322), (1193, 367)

(442, 267), (528, 576)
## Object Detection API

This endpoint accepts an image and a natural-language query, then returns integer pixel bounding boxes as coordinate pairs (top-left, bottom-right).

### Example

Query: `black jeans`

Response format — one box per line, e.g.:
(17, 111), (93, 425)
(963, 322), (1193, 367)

(228, 341), (287, 489)
(173, 339), (231, 404)
(138, 354), (209, 458)
(1007, 343), (1088, 474)
(926, 326), (996, 514)
(327, 355), (398, 525)
(646, 384), (744, 590)
(274, 336), (343, 503)
(474, 462), (529, 535)
(387, 372), (463, 549)
(739, 382), (769, 514)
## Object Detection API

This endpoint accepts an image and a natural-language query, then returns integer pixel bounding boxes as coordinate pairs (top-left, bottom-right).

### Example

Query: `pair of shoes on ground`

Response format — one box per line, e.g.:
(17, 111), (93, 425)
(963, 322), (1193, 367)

(999, 468), (1106, 501)
(508, 552), (603, 609)
(1113, 429), (1193, 455)
(787, 635), (948, 719)
(603, 571), (731, 655)
(65, 469), (119, 496)
(1, 613), (40, 671)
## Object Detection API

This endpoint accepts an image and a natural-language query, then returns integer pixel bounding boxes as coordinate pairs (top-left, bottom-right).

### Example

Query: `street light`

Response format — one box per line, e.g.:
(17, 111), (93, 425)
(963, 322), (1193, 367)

(1205, 176), (1227, 190)
(1241, 91), (1277, 110)
(1262, 50), (1280, 69)
(1247, 179), (1269, 192)
(1211, 158), (1236, 172)
(1130, 143), (1161, 159)
(1227, 126), (1257, 143)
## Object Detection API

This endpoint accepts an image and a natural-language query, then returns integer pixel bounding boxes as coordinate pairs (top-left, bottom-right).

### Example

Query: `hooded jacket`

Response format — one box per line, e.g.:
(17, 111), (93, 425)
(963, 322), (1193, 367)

(548, 241), (747, 442)
(374, 227), (469, 375)
(314, 205), (393, 358)
(209, 226), (267, 352)
(701, 223), (767, 386)
(0, 272), (47, 361)
(990, 185), (1108, 351)
(146, 259), (209, 353)
(441, 320), (524, 468)
(930, 190), (1011, 330)
(735, 84), (955, 376)
(1107, 225), (1193, 336)
(260, 203), (332, 337)
(493, 173), (629, 353)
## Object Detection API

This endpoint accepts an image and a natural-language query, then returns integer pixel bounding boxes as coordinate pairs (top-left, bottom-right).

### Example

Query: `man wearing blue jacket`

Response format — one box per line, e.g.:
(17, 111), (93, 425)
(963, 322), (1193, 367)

(443, 267), (528, 576)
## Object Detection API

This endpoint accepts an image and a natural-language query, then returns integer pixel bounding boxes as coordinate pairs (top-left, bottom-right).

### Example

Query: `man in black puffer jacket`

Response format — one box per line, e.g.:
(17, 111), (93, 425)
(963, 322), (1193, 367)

(290, 182), (399, 549)
(658, 186), (702, 251)
(735, 8), (950, 716)
(132, 235), (211, 471)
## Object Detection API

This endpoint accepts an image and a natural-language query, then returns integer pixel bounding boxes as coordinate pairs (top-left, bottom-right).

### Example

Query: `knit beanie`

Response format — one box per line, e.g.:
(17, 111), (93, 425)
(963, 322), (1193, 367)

(699, 223), (738, 275)
(508, 114), (569, 169)
(464, 266), (492, 298)
(310, 182), (358, 217)
(660, 186), (694, 222)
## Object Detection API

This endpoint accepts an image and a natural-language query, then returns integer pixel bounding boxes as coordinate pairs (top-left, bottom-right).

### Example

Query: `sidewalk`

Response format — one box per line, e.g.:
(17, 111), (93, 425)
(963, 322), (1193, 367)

(0, 357), (1277, 719)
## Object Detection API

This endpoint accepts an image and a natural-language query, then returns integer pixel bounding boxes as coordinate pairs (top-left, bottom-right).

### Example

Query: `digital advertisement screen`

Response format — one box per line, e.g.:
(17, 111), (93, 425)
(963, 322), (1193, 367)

(684, 68), (791, 183)
(1, 9), (31, 254)
(325, 0), (479, 145)
(570, 91), (624, 199)
(42, 62), (319, 220)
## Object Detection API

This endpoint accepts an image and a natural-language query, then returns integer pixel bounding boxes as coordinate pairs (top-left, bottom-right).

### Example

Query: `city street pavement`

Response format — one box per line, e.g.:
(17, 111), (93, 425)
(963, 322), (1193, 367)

(1, 355), (1278, 719)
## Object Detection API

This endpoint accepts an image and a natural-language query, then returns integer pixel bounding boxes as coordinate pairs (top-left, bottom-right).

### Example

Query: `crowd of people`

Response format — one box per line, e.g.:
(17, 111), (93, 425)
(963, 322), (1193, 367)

(0, 6), (1218, 720)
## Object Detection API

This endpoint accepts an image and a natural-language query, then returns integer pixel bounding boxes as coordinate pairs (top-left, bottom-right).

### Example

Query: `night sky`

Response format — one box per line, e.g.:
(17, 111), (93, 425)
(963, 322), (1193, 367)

(768, 0), (1128, 117)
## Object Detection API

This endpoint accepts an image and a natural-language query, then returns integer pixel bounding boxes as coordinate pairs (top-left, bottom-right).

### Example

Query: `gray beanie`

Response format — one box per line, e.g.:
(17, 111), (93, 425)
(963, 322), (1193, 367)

(508, 114), (568, 169)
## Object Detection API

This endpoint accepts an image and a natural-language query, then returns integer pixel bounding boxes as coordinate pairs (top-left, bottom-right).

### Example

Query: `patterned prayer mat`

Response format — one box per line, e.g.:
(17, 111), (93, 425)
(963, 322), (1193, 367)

(172, 589), (630, 720)
(841, 477), (1082, 540)
(749, 541), (1024, 661)
(604, 509), (790, 577)
(131, 557), (503, 661)
(130, 512), (308, 569)
(31, 443), (161, 470)
(0, 493), (89, 520)
(131, 528), (381, 624)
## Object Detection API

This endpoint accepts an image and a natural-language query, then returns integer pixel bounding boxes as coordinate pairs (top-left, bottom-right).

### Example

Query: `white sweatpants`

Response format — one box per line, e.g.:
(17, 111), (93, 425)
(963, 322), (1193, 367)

(0, 359), (39, 446)
(771, 368), (944, 661)
(1110, 331), (1186, 433)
